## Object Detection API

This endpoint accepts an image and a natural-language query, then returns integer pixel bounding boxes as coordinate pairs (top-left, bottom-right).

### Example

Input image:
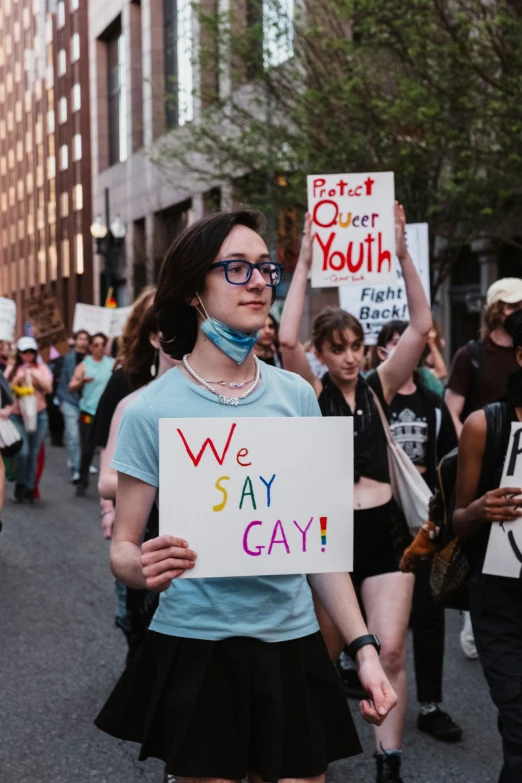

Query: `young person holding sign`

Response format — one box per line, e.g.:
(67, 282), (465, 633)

(453, 311), (522, 783)
(279, 204), (432, 783)
(95, 211), (396, 783)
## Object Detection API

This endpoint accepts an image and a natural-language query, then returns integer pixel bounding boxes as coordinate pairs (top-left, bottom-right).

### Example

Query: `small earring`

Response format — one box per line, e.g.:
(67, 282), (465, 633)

(150, 349), (159, 377)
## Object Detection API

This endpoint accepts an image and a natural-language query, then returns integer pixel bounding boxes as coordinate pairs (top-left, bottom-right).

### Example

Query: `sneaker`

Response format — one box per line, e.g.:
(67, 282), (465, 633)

(417, 706), (463, 742)
(460, 612), (478, 659)
(71, 471), (80, 484)
(89, 464), (98, 475)
(375, 751), (404, 783)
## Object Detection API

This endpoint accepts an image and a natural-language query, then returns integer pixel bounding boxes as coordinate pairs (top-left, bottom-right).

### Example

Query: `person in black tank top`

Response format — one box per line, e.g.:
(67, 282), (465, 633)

(454, 311), (522, 783)
(373, 320), (462, 742)
(280, 203), (433, 783)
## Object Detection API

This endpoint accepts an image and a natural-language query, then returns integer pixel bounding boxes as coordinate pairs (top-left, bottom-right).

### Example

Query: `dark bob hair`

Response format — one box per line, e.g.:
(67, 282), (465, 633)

(312, 307), (364, 353)
(155, 210), (265, 359)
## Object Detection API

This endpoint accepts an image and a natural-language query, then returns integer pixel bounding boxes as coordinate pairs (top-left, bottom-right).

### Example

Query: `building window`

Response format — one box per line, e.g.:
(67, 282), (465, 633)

(164, 0), (194, 128)
(60, 144), (68, 170)
(71, 83), (81, 111)
(59, 96), (67, 123)
(71, 33), (80, 63)
(60, 191), (69, 217)
(72, 183), (82, 210)
(58, 49), (66, 75)
(57, 1), (65, 28)
(46, 65), (54, 88)
(47, 110), (55, 133)
(75, 234), (84, 274)
(107, 29), (128, 164)
(48, 155), (56, 178)
(263, 0), (294, 68)
(70, 0), (79, 11)
(62, 238), (70, 277)
(72, 134), (82, 161)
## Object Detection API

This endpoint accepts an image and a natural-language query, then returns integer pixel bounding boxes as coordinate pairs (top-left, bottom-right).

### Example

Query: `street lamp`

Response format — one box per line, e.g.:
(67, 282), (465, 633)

(90, 188), (127, 306)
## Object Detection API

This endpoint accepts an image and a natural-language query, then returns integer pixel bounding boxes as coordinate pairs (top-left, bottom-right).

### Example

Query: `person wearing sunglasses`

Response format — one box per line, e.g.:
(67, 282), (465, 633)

(95, 210), (396, 783)
(69, 332), (114, 496)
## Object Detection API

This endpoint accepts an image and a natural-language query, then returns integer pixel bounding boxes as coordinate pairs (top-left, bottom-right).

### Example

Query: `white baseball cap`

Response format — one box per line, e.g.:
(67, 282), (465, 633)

(486, 278), (522, 306)
(17, 336), (38, 352)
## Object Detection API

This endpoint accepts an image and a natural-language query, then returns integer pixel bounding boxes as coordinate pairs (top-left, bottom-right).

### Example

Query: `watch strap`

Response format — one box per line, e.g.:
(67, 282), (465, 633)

(346, 633), (381, 661)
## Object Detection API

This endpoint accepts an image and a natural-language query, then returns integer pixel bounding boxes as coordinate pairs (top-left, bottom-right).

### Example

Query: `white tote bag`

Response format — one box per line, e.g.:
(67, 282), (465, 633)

(19, 369), (37, 433)
(370, 387), (432, 533)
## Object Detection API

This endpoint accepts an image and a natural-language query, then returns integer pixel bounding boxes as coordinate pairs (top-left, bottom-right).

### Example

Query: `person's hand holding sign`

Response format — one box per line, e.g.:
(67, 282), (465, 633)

(140, 535), (197, 592)
(473, 487), (522, 523)
(394, 201), (408, 263)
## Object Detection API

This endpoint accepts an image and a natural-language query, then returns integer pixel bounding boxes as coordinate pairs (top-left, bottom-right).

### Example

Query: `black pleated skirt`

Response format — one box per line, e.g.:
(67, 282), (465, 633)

(95, 631), (361, 781)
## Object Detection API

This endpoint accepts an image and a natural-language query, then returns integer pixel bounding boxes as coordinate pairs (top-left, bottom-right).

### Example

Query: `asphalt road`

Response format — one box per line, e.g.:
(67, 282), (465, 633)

(0, 444), (501, 783)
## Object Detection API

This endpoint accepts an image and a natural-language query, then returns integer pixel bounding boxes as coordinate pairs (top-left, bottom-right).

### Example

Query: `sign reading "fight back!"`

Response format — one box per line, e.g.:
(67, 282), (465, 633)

(159, 417), (353, 579)
(307, 171), (396, 288)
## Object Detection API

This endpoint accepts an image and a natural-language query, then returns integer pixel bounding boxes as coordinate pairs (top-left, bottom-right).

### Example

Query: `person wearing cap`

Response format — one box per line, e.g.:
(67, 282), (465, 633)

(0, 337), (53, 502)
(445, 278), (522, 660)
(445, 277), (522, 437)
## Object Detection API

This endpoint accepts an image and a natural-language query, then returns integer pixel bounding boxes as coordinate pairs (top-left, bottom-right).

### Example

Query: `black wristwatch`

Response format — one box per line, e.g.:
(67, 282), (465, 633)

(346, 634), (381, 661)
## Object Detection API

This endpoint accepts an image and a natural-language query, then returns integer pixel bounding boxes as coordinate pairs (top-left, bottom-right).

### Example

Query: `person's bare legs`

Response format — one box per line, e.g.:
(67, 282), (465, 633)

(360, 571), (415, 751)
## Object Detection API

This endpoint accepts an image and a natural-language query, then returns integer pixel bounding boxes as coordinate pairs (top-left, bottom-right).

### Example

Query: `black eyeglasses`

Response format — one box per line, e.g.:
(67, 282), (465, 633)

(210, 260), (284, 287)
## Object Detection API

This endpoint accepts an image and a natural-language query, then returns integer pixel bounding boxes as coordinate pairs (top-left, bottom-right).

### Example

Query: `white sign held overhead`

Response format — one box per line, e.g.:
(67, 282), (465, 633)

(0, 297), (16, 342)
(108, 306), (132, 338)
(73, 304), (113, 337)
(159, 417), (354, 579)
(339, 223), (431, 345)
(307, 171), (396, 288)
(72, 303), (132, 338)
(483, 423), (522, 578)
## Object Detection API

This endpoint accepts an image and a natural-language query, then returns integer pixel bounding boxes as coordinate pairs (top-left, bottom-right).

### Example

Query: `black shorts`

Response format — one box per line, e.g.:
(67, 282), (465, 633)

(95, 631), (362, 781)
(351, 499), (412, 590)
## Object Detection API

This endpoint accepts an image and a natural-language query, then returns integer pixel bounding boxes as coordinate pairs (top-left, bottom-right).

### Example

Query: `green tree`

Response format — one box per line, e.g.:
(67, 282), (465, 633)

(152, 0), (522, 287)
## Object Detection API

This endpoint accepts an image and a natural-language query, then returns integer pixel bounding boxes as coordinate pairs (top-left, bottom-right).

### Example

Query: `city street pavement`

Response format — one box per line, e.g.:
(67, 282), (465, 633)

(1, 444), (500, 783)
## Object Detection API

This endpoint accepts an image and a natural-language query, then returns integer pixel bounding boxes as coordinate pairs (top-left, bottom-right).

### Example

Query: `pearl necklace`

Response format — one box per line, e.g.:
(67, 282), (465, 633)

(182, 354), (261, 406)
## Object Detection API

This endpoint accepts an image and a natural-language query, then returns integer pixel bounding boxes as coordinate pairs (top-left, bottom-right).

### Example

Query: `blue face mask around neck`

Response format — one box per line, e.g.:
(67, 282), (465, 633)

(197, 295), (260, 365)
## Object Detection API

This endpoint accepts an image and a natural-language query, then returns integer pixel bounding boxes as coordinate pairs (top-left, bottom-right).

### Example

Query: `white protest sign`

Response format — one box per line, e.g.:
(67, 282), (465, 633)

(0, 297), (16, 341)
(73, 304), (113, 336)
(159, 417), (353, 578)
(109, 306), (132, 337)
(307, 171), (396, 288)
(339, 223), (431, 344)
(73, 303), (132, 338)
(483, 423), (522, 578)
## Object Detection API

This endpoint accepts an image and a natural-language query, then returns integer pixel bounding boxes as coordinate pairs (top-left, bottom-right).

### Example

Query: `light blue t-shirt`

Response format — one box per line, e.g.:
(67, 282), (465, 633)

(80, 355), (115, 415)
(112, 363), (321, 643)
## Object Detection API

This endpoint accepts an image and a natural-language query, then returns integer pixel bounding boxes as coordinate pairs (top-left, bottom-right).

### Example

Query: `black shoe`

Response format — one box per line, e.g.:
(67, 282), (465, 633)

(417, 706), (463, 742)
(336, 664), (367, 699)
(24, 488), (35, 504)
(375, 751), (404, 783)
(75, 483), (87, 497)
(14, 483), (26, 503)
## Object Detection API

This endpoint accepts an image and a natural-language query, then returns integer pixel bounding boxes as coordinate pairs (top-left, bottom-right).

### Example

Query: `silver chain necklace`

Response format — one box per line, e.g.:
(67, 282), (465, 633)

(182, 354), (261, 406)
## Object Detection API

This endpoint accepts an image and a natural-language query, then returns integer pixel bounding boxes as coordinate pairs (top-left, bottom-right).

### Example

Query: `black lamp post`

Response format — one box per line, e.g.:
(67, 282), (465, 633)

(90, 187), (127, 305)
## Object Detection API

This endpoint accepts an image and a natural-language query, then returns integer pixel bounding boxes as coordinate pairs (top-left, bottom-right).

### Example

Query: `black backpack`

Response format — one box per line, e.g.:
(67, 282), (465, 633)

(430, 402), (511, 609)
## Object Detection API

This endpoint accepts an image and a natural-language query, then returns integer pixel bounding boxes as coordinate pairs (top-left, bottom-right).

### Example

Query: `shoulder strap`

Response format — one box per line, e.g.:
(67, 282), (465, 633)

(466, 339), (482, 368)
(368, 386), (394, 448)
(479, 402), (511, 494)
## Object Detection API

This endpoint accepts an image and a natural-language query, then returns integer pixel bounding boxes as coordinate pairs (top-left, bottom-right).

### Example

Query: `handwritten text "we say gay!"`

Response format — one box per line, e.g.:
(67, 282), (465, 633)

(159, 417), (354, 579)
